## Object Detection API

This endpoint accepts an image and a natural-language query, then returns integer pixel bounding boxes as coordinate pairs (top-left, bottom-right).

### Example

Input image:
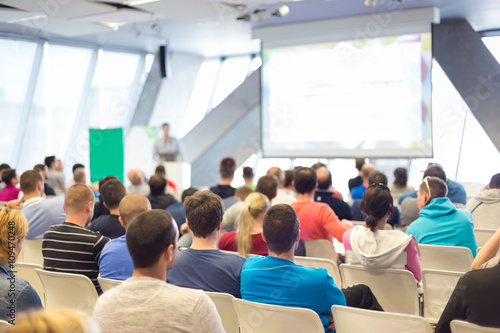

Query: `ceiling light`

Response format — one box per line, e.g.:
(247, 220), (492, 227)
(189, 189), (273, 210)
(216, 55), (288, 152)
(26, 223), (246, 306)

(237, 14), (251, 21)
(8, 14), (48, 24)
(151, 23), (162, 34)
(253, 9), (269, 22)
(272, 5), (290, 17)
(130, 25), (141, 37)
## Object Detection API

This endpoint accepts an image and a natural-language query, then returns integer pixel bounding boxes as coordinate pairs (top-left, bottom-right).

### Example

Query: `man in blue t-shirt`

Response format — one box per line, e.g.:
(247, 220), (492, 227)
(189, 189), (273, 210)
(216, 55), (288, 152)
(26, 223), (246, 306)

(241, 204), (346, 332)
(167, 191), (245, 298)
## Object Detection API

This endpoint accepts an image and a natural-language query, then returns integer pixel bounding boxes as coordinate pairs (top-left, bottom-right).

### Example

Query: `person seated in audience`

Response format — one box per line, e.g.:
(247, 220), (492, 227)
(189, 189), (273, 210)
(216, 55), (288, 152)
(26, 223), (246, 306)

(210, 157), (237, 199)
(389, 167), (415, 204)
(94, 210), (224, 332)
(406, 177), (477, 257)
(91, 176), (117, 221)
(267, 167), (295, 205)
(351, 171), (401, 227)
(154, 164), (178, 194)
(313, 165), (343, 200)
(0, 208), (43, 322)
(87, 179), (126, 239)
(147, 174), (178, 210)
(167, 191), (246, 298)
(348, 158), (366, 193)
(351, 163), (375, 200)
(221, 186), (253, 231)
(315, 166), (352, 220)
(343, 184), (421, 282)
(471, 227), (500, 270)
(0, 164), (11, 191)
(0, 169), (20, 201)
(466, 173), (500, 229)
(98, 194), (151, 280)
(167, 187), (199, 232)
(291, 167), (352, 247)
(126, 168), (150, 196)
(282, 169), (297, 198)
(42, 185), (110, 294)
(219, 192), (270, 256)
(242, 166), (255, 190)
(33, 164), (56, 196)
(7, 310), (99, 333)
(44, 156), (65, 196)
(7, 171), (65, 240)
(65, 163), (85, 190)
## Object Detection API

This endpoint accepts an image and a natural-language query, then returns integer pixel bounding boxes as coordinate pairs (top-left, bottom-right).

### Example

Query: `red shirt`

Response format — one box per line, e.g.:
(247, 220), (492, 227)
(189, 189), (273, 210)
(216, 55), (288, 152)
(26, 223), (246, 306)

(218, 231), (268, 256)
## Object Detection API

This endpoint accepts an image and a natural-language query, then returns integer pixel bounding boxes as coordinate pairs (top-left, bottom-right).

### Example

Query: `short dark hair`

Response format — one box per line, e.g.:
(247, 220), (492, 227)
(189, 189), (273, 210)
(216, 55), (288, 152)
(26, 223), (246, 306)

(360, 185), (393, 232)
(44, 156), (56, 168)
(424, 164), (447, 182)
(311, 162), (327, 170)
(283, 170), (294, 188)
(98, 176), (119, 203)
(220, 157), (236, 179)
(162, 123), (169, 129)
(72, 163), (84, 173)
(393, 168), (408, 187)
(0, 164), (11, 172)
(490, 173), (500, 189)
(155, 165), (166, 176)
(255, 175), (278, 201)
(127, 210), (177, 269)
(181, 187), (199, 203)
(368, 171), (388, 186)
(243, 167), (254, 180)
(355, 158), (366, 171)
(149, 174), (167, 196)
(100, 179), (126, 209)
(184, 191), (224, 238)
(419, 177), (448, 201)
(20, 171), (42, 194)
(235, 186), (253, 201)
(1, 169), (16, 185)
(263, 204), (299, 254)
(293, 167), (317, 194)
(33, 164), (46, 173)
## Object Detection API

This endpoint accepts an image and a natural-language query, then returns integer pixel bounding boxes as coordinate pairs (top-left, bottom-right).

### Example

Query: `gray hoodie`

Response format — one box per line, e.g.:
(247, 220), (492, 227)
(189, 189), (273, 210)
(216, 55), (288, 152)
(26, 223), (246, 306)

(466, 189), (500, 230)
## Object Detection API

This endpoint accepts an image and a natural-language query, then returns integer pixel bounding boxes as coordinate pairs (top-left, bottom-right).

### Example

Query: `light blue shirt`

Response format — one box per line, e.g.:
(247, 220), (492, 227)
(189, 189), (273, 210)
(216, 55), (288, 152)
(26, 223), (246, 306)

(98, 235), (134, 280)
(23, 196), (66, 240)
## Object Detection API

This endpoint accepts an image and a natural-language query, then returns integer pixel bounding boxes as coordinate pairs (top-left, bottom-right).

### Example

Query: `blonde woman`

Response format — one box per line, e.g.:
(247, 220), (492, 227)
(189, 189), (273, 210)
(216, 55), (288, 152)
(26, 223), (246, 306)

(7, 309), (99, 333)
(0, 208), (43, 322)
(219, 192), (270, 257)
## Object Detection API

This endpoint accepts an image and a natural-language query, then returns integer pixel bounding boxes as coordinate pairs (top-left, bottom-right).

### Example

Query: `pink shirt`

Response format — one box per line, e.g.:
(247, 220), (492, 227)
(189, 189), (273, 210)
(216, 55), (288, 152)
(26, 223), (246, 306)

(0, 184), (20, 201)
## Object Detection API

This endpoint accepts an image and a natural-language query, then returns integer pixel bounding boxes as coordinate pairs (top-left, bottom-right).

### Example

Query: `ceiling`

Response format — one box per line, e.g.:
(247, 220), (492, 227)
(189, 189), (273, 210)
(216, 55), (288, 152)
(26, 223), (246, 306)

(1, 0), (500, 57)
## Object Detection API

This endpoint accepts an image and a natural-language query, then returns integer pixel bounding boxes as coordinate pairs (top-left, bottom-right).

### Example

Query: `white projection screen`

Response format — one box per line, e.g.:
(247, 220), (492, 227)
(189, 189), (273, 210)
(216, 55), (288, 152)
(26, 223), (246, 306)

(260, 31), (433, 158)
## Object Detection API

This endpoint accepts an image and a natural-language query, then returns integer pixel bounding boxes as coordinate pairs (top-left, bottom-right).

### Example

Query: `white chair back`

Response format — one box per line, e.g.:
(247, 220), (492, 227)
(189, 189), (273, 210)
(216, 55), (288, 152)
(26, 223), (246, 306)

(450, 320), (500, 333)
(19, 239), (44, 266)
(232, 298), (324, 333)
(36, 269), (98, 315)
(340, 264), (420, 315)
(14, 263), (45, 307)
(205, 292), (239, 333)
(418, 244), (473, 273)
(303, 239), (336, 260)
(474, 229), (496, 248)
(332, 305), (433, 333)
(97, 277), (123, 292)
(422, 269), (464, 323)
(294, 256), (342, 287)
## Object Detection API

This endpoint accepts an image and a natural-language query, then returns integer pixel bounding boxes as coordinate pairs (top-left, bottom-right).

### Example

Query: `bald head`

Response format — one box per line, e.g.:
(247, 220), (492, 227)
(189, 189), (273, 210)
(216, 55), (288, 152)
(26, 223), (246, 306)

(127, 169), (144, 186)
(267, 167), (283, 184)
(361, 164), (375, 179)
(316, 167), (332, 190)
(119, 194), (151, 228)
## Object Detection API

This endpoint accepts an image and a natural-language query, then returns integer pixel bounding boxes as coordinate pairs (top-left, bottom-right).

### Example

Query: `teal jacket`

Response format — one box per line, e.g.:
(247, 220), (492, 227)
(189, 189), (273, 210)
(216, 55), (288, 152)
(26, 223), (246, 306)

(407, 197), (477, 257)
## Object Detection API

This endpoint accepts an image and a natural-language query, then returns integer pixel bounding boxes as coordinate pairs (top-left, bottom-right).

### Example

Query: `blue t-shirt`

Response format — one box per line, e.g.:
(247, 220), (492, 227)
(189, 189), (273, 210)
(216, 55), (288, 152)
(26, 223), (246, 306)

(167, 248), (245, 298)
(166, 202), (186, 230)
(351, 184), (366, 200)
(87, 214), (125, 239)
(241, 255), (346, 332)
(98, 235), (134, 280)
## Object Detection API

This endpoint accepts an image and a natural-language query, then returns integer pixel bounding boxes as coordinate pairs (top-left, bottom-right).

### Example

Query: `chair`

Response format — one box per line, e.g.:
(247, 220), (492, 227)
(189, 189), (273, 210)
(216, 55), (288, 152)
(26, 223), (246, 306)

(205, 292), (239, 333)
(293, 256), (342, 287)
(340, 264), (420, 315)
(303, 239), (336, 260)
(19, 239), (44, 266)
(14, 263), (45, 307)
(450, 320), (500, 333)
(97, 277), (123, 292)
(418, 244), (473, 273)
(331, 305), (433, 333)
(474, 228), (496, 248)
(36, 269), (98, 315)
(421, 269), (464, 323)
(232, 298), (324, 333)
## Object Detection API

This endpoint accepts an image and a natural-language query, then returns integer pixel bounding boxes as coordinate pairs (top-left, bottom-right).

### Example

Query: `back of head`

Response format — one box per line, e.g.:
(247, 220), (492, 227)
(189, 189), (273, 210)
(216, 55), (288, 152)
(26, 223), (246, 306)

(490, 173), (500, 189)
(73, 169), (86, 184)
(181, 187), (199, 203)
(119, 194), (151, 227)
(20, 170), (42, 194)
(72, 163), (85, 174)
(155, 165), (166, 177)
(0, 163), (11, 173)
(267, 167), (283, 184)
(243, 167), (254, 180)
(238, 192), (270, 257)
(33, 164), (46, 174)
(361, 164), (375, 179)
(311, 162), (327, 170)
(393, 167), (408, 186)
(127, 210), (177, 269)
(100, 179), (126, 209)
(293, 167), (317, 194)
(263, 204), (299, 254)
(220, 157), (236, 179)
(1, 169), (16, 185)
(355, 158), (366, 171)
(184, 191), (224, 238)
(419, 176), (448, 201)
(127, 169), (143, 186)
(149, 174), (167, 196)
(283, 170), (294, 188)
(367, 170), (388, 186)
(0, 208), (28, 259)
(65, 185), (96, 215)
(6, 310), (95, 333)
(44, 156), (56, 168)
(255, 175), (279, 201)
(98, 176), (119, 202)
(423, 164), (447, 182)
(235, 186), (253, 201)
(316, 166), (332, 190)
(360, 184), (393, 232)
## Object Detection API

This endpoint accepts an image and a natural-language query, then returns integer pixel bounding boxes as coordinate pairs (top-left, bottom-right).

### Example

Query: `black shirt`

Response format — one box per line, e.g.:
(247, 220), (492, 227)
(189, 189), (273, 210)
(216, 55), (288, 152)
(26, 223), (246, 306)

(147, 193), (178, 210)
(209, 185), (236, 199)
(87, 214), (125, 239)
(348, 175), (363, 192)
(314, 190), (352, 221)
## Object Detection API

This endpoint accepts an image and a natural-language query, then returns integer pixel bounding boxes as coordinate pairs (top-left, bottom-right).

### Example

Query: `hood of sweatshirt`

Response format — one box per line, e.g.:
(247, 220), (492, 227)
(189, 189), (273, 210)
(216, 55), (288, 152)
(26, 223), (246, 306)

(473, 188), (500, 204)
(419, 197), (457, 219)
(349, 225), (412, 268)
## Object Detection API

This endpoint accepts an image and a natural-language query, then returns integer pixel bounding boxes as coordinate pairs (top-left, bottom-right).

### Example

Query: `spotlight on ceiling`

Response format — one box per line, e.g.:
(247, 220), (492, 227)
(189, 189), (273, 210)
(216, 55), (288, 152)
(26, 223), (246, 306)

(237, 14), (251, 21)
(253, 9), (269, 22)
(130, 25), (141, 37)
(151, 23), (162, 34)
(272, 5), (290, 17)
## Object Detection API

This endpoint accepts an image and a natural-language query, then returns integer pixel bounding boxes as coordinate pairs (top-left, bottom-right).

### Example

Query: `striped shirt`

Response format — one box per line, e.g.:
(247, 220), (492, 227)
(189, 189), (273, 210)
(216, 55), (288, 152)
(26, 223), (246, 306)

(42, 222), (110, 294)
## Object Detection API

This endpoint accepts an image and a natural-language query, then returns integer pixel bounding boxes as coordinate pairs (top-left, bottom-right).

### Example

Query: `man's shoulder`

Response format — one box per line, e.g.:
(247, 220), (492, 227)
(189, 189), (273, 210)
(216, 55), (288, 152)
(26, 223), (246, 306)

(178, 249), (246, 265)
(45, 223), (106, 239)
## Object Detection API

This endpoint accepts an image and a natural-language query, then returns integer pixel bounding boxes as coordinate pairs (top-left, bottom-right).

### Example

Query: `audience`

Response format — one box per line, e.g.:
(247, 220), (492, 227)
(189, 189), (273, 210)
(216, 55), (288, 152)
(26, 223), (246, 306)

(0, 164), (11, 191)
(220, 186), (253, 231)
(389, 167), (414, 204)
(44, 156), (65, 195)
(167, 191), (246, 298)
(0, 169), (20, 201)
(87, 178), (126, 239)
(94, 209), (223, 332)
(466, 173), (500, 229)
(0, 208), (43, 322)
(154, 165), (178, 194)
(65, 163), (85, 189)
(351, 163), (375, 200)
(282, 169), (296, 198)
(267, 167), (295, 205)
(210, 157), (237, 199)
(7, 310), (99, 333)
(33, 164), (56, 196)
(343, 184), (421, 282)
(348, 157), (366, 192)
(471, 227), (500, 270)
(126, 169), (150, 196)
(91, 176), (116, 221)
(315, 166), (352, 220)
(166, 187), (199, 231)
(406, 176), (477, 257)
(242, 166), (255, 190)
(42, 185), (110, 294)
(218, 192), (270, 256)
(147, 174), (178, 210)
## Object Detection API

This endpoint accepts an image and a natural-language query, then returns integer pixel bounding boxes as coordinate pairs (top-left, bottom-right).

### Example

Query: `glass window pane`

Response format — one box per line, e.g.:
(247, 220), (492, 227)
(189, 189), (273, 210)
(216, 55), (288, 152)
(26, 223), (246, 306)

(209, 57), (251, 111)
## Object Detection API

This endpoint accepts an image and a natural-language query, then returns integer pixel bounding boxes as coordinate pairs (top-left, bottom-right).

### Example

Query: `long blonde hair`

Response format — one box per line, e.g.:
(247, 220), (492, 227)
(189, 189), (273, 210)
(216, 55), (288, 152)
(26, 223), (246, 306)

(0, 208), (28, 259)
(7, 309), (99, 333)
(237, 192), (270, 257)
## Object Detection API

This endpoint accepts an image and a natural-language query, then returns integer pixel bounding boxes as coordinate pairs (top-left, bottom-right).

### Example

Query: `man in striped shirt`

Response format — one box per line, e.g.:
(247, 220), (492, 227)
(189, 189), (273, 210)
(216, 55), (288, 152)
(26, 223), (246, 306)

(42, 184), (110, 294)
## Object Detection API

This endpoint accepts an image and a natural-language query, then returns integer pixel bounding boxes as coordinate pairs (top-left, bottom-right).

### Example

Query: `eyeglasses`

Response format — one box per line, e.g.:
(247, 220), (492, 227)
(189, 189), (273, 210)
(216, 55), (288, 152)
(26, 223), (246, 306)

(423, 176), (432, 197)
(368, 183), (391, 192)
